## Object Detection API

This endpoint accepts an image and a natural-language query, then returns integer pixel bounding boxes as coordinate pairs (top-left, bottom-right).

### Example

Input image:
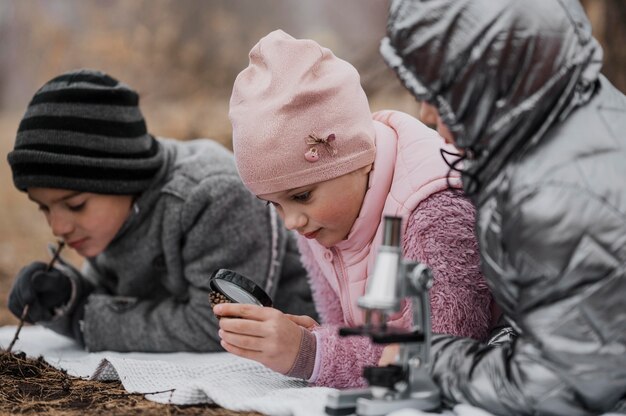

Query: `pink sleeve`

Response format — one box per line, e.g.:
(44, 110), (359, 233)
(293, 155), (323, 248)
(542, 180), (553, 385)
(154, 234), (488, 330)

(310, 302), (412, 387)
(310, 324), (384, 388)
(404, 189), (493, 341)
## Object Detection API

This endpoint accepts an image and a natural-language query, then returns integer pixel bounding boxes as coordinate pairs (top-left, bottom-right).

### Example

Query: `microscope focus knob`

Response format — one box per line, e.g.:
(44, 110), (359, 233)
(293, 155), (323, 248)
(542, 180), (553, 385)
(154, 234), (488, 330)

(409, 262), (434, 290)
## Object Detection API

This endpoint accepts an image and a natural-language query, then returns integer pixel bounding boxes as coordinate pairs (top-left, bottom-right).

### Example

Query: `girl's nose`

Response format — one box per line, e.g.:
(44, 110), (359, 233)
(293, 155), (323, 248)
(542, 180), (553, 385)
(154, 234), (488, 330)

(48, 211), (74, 237)
(283, 210), (307, 231)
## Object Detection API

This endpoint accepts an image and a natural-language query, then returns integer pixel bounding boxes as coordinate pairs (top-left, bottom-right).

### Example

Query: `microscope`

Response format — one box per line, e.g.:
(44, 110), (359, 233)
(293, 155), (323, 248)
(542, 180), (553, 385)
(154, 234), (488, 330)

(325, 216), (441, 416)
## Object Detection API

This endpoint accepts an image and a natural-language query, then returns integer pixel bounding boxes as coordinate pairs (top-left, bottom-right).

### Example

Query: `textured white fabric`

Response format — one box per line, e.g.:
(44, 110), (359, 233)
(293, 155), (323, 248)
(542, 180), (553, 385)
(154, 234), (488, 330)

(91, 354), (337, 416)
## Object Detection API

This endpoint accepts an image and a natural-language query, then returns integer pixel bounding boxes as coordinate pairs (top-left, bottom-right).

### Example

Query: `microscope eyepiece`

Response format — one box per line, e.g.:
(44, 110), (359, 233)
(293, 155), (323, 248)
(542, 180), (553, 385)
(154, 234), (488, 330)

(382, 216), (402, 247)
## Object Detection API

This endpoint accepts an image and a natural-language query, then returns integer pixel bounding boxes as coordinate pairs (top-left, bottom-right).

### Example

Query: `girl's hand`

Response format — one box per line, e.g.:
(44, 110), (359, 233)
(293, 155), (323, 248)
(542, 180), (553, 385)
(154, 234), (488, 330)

(214, 303), (307, 375)
(378, 344), (400, 366)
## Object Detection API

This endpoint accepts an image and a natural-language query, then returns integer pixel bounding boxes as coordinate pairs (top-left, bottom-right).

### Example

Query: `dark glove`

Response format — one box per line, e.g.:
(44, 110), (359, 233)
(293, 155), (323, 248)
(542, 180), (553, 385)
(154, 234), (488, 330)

(8, 260), (93, 346)
(8, 261), (72, 323)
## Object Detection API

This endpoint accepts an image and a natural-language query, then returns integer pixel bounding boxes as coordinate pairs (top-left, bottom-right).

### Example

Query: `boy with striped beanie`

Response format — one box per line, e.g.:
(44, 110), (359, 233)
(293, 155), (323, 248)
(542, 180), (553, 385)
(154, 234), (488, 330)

(6, 69), (317, 352)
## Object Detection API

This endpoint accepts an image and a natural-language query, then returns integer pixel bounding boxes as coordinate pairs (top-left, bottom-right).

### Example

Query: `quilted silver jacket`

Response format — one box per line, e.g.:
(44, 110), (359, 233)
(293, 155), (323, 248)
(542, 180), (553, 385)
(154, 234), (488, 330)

(381, 0), (626, 414)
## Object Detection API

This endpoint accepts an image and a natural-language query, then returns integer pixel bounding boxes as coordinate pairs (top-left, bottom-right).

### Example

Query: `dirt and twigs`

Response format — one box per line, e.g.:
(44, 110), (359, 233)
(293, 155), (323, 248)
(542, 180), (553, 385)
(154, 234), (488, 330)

(0, 350), (260, 416)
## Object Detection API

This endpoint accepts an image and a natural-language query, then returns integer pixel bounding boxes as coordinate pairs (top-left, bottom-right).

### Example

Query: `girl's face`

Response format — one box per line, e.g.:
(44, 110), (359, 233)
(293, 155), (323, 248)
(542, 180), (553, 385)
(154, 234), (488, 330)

(259, 165), (371, 248)
(27, 188), (134, 258)
(419, 101), (455, 145)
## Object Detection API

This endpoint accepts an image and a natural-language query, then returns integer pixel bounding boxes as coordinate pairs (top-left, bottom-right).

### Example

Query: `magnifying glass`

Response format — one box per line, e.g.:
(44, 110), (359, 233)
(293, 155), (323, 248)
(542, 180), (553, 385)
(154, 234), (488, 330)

(209, 269), (273, 309)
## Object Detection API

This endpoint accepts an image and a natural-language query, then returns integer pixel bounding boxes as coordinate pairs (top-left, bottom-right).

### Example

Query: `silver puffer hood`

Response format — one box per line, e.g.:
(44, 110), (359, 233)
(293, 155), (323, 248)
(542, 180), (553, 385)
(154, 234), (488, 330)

(381, 0), (603, 195)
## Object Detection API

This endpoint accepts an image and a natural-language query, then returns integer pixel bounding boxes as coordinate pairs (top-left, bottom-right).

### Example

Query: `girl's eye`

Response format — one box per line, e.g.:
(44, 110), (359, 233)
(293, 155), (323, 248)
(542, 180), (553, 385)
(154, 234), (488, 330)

(37, 204), (49, 213)
(292, 192), (310, 202)
(68, 202), (86, 212)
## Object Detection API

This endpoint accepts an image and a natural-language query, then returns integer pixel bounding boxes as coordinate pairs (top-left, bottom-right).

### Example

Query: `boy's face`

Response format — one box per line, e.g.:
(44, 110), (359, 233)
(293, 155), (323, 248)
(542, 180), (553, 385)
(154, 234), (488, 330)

(258, 165), (371, 248)
(27, 188), (134, 258)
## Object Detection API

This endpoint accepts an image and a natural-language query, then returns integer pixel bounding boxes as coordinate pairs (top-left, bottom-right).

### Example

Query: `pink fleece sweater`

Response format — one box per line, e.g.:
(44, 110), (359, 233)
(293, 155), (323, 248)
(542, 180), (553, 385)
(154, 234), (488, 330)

(299, 190), (491, 388)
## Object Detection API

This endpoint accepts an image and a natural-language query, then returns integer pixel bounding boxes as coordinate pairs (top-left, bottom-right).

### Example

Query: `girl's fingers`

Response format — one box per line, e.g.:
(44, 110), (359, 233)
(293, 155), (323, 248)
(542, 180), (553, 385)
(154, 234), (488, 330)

(219, 329), (263, 352)
(214, 303), (272, 320)
(378, 344), (400, 366)
(221, 339), (265, 361)
(219, 316), (266, 337)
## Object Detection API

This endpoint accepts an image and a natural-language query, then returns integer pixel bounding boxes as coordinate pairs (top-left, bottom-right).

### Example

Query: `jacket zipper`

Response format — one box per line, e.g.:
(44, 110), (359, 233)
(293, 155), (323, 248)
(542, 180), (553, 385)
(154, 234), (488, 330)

(331, 247), (356, 326)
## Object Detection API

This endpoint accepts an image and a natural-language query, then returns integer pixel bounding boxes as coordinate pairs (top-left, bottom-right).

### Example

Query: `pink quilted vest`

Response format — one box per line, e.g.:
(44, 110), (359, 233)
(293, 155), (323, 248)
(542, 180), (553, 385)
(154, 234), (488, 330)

(298, 110), (461, 326)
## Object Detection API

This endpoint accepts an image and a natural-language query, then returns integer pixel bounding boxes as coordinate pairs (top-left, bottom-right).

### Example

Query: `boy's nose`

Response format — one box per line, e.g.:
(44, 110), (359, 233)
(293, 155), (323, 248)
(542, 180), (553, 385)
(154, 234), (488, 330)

(49, 211), (74, 237)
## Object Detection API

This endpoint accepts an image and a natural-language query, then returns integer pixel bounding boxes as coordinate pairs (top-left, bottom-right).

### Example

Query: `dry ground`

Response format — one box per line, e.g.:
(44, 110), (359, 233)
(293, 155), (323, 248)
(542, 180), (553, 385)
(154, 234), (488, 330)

(0, 350), (260, 416)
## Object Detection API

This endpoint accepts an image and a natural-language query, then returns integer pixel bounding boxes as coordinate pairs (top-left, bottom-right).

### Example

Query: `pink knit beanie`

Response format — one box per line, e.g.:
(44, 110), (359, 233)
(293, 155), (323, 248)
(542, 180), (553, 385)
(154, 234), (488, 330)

(229, 30), (376, 196)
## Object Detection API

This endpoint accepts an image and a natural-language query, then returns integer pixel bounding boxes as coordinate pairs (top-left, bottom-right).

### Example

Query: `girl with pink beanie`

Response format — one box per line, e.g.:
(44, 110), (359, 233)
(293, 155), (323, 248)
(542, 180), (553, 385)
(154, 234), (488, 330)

(215, 30), (494, 388)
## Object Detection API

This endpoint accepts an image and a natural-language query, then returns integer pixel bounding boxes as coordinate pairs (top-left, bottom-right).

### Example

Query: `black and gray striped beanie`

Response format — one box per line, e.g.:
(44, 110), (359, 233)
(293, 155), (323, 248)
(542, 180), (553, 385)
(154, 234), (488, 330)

(7, 69), (164, 195)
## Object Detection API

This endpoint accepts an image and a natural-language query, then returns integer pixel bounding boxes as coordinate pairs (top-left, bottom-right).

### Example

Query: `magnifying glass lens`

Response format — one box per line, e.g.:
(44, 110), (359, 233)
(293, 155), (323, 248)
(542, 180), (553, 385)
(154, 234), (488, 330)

(212, 279), (263, 305)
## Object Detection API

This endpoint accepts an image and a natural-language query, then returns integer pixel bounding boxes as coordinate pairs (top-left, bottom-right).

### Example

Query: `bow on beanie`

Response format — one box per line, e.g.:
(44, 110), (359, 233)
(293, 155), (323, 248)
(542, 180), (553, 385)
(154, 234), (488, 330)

(7, 69), (164, 195)
(229, 30), (376, 196)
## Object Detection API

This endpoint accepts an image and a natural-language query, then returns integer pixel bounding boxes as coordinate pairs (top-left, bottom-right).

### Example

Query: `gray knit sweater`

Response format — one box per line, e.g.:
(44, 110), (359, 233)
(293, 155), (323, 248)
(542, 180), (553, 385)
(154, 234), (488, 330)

(79, 138), (316, 352)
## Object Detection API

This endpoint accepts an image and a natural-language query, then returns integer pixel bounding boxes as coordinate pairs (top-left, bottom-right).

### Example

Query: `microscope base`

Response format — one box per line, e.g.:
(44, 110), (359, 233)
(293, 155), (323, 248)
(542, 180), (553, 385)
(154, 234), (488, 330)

(325, 389), (372, 415)
(356, 393), (440, 416)
(325, 388), (440, 416)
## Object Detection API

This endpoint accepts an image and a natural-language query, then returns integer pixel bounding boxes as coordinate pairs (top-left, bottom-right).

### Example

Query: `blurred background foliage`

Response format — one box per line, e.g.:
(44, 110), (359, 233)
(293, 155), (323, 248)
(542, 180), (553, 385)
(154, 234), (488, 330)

(0, 0), (624, 324)
(0, 0), (415, 143)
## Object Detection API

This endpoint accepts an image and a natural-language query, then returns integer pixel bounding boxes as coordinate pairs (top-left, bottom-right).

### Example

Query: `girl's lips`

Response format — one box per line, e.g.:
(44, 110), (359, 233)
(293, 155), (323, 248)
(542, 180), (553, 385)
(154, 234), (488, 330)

(303, 230), (319, 239)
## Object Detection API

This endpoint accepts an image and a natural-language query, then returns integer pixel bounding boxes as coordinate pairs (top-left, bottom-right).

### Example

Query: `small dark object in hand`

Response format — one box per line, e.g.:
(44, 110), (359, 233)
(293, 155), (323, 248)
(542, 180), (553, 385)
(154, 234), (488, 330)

(208, 291), (231, 307)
